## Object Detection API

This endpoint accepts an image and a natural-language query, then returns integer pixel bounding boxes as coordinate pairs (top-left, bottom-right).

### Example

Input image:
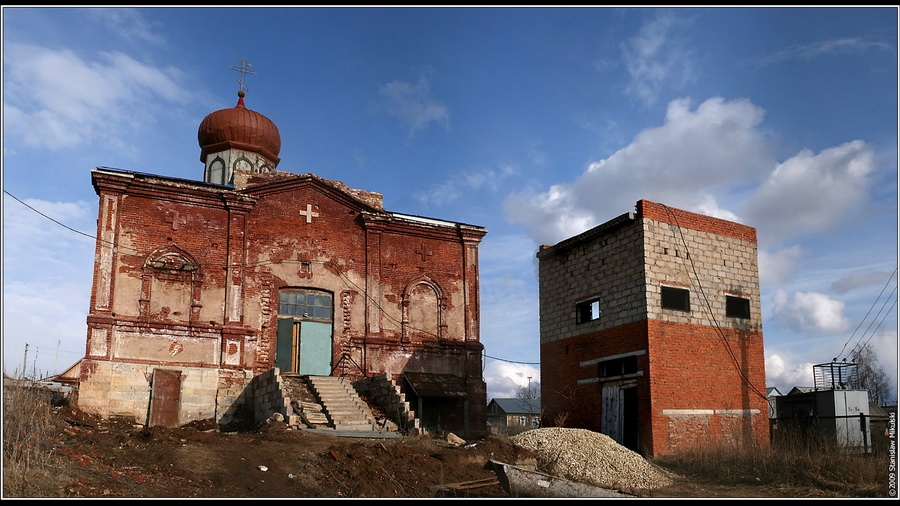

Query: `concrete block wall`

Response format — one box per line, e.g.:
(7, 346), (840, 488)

(78, 360), (224, 426)
(250, 367), (289, 425)
(537, 212), (646, 345)
(354, 373), (420, 433)
(214, 369), (254, 427)
(641, 210), (762, 329)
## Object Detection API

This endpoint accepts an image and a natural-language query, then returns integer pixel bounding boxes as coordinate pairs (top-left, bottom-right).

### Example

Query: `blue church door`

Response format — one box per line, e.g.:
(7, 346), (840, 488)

(275, 289), (333, 375)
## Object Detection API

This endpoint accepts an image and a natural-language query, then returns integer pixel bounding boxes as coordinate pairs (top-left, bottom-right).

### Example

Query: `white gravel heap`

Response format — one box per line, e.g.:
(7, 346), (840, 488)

(510, 427), (674, 493)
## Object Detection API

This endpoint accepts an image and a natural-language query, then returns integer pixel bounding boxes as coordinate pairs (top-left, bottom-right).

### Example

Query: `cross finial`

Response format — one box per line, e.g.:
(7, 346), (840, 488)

(230, 57), (257, 95)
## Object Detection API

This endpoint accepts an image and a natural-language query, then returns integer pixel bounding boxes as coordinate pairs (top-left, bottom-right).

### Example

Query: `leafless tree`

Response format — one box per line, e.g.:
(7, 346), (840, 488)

(515, 378), (541, 428)
(851, 343), (894, 405)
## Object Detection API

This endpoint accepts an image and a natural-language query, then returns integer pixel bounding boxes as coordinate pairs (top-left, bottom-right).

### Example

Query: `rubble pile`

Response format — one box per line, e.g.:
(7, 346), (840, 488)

(511, 427), (674, 494)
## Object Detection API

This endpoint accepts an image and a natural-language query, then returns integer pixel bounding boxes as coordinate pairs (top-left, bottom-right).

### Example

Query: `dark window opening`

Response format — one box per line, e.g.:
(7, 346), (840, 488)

(598, 355), (638, 378)
(726, 295), (751, 319)
(661, 286), (690, 312)
(576, 298), (601, 324)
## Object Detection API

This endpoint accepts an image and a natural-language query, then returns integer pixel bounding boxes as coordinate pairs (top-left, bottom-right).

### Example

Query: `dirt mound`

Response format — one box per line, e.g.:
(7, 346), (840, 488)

(6, 404), (881, 498)
(28, 405), (534, 498)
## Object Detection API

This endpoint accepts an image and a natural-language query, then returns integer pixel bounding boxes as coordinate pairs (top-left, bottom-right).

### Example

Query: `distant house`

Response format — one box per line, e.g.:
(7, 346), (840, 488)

(486, 398), (541, 429)
(767, 386), (783, 420)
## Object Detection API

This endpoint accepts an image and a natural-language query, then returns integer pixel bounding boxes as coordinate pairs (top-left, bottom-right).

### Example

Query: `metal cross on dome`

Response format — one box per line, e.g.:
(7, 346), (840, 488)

(230, 57), (257, 94)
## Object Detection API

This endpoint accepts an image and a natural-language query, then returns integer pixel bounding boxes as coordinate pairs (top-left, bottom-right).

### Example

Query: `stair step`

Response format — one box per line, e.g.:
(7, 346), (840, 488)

(333, 424), (375, 431)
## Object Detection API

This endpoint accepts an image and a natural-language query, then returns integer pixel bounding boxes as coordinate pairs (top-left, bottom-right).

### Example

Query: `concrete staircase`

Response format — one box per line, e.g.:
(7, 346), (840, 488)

(280, 375), (331, 428)
(280, 375), (382, 432)
(308, 375), (380, 432)
(354, 373), (420, 434)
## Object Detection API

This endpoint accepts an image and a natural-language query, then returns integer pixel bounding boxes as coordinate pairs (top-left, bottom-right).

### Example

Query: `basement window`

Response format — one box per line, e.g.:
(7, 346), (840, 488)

(726, 295), (751, 319)
(598, 355), (638, 378)
(661, 286), (690, 312)
(576, 298), (601, 324)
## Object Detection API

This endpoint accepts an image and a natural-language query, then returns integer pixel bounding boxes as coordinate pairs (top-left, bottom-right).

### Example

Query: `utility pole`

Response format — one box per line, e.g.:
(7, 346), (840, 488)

(54, 339), (61, 375)
(23, 343), (28, 379)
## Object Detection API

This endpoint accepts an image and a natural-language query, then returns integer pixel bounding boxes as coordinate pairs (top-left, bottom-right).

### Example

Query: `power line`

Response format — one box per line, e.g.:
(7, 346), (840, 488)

(483, 354), (540, 366)
(662, 204), (769, 401)
(3, 189), (96, 241)
(850, 294), (898, 357)
(6, 188), (540, 369)
(836, 267), (898, 361)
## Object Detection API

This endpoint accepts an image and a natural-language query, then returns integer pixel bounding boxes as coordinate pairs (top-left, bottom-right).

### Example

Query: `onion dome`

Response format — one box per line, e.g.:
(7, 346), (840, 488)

(197, 90), (281, 166)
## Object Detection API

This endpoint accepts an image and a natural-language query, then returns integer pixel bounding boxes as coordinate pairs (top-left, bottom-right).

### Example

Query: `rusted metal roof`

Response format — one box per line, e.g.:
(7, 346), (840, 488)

(403, 372), (469, 398)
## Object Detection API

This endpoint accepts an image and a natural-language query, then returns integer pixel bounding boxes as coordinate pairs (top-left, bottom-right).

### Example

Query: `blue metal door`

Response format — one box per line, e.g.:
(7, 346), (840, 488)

(298, 321), (332, 375)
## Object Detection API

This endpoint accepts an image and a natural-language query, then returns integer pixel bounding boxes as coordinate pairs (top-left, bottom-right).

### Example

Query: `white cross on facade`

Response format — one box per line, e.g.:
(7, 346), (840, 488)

(299, 204), (320, 224)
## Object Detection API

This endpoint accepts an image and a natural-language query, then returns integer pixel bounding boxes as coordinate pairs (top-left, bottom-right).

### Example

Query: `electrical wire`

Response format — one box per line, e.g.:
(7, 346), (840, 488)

(6, 189), (539, 366)
(661, 204), (769, 401)
(836, 268), (898, 361)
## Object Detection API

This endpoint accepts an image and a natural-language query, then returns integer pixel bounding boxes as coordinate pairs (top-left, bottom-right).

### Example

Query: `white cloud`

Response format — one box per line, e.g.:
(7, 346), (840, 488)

(483, 361), (540, 400)
(758, 245), (804, 285)
(3, 196), (96, 377)
(765, 353), (816, 391)
(503, 96), (773, 246)
(4, 43), (191, 153)
(87, 7), (166, 47)
(771, 289), (852, 334)
(414, 164), (517, 206)
(620, 11), (697, 106)
(742, 141), (874, 246)
(750, 37), (896, 68)
(376, 73), (449, 139)
(831, 268), (897, 295)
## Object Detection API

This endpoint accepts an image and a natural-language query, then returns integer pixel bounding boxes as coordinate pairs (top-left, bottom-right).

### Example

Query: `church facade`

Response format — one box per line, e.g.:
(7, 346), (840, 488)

(76, 88), (488, 436)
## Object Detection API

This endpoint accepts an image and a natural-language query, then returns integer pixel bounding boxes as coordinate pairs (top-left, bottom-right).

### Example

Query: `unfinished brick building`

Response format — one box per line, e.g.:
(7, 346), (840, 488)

(537, 199), (769, 457)
(76, 89), (488, 437)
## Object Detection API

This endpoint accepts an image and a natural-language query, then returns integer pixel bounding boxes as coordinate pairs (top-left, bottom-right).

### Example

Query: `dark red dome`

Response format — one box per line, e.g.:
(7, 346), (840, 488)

(198, 94), (281, 165)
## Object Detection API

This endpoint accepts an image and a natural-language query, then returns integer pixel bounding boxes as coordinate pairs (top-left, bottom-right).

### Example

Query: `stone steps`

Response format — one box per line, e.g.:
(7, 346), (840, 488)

(308, 376), (378, 432)
(279, 374), (380, 433)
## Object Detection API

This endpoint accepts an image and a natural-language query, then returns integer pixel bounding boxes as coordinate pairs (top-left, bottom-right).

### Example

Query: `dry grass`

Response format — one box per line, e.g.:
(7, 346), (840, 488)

(2, 382), (71, 497)
(652, 429), (888, 497)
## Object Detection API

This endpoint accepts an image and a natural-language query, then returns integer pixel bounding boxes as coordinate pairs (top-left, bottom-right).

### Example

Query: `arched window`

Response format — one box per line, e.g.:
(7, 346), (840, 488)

(207, 158), (226, 185)
(279, 289), (333, 321)
(401, 276), (444, 342)
(140, 245), (200, 321)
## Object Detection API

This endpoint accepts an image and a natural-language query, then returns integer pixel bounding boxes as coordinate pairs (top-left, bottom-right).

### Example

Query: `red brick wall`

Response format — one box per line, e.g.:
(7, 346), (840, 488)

(646, 320), (769, 455)
(541, 319), (769, 457)
(637, 199), (757, 243)
(540, 321), (649, 430)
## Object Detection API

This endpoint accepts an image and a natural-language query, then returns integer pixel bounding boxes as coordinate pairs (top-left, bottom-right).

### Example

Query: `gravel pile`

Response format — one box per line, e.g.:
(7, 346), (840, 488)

(510, 427), (674, 494)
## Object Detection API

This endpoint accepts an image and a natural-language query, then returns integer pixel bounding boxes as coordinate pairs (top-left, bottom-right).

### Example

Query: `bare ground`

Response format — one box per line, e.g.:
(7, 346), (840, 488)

(2, 404), (886, 499)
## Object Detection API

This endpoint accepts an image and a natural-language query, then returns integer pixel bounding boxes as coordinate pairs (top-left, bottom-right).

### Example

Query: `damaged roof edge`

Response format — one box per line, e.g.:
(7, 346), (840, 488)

(390, 212), (485, 231)
(92, 166), (234, 189)
(536, 212), (636, 259)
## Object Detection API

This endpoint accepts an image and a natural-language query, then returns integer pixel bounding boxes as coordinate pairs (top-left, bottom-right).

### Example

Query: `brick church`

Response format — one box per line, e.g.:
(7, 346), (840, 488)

(75, 76), (488, 436)
(537, 199), (769, 457)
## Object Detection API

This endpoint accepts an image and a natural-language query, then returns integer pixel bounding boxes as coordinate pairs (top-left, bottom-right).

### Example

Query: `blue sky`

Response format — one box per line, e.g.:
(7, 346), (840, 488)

(3, 6), (898, 402)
